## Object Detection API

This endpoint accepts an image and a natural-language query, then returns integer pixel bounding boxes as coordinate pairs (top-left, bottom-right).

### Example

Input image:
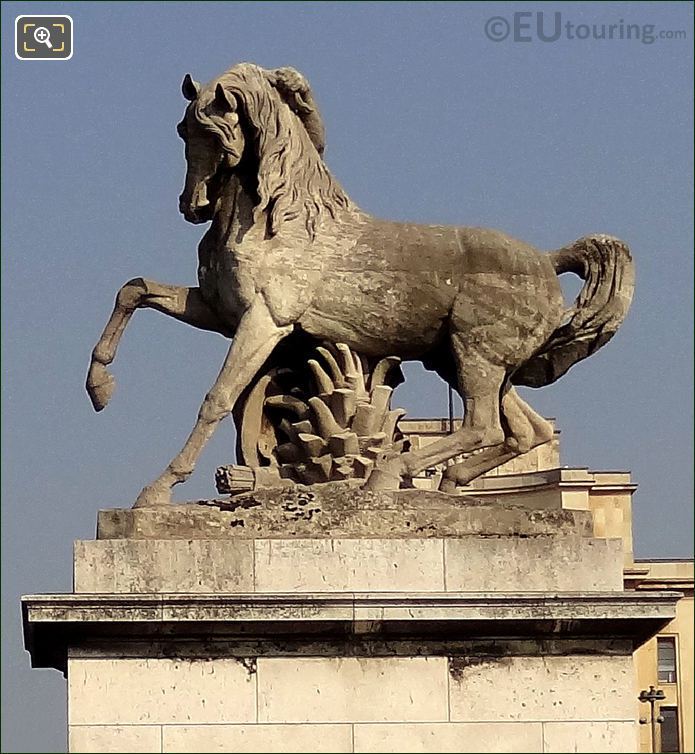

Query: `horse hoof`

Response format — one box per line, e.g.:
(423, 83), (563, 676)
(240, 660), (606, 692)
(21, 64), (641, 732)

(438, 476), (458, 494)
(364, 457), (404, 491)
(363, 468), (401, 491)
(133, 484), (172, 509)
(86, 363), (115, 412)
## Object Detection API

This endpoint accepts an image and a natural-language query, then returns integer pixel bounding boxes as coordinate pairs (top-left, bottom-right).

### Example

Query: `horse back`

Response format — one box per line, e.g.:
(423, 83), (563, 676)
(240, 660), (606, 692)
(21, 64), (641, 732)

(298, 216), (560, 359)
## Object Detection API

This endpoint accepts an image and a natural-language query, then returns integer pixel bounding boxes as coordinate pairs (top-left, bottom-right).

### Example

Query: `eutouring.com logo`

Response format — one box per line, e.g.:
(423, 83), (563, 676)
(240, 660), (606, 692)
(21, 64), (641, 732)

(484, 12), (687, 44)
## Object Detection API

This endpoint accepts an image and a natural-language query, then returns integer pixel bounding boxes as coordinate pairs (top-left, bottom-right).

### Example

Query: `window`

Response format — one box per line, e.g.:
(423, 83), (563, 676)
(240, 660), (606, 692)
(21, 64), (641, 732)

(660, 707), (680, 753)
(657, 637), (677, 683)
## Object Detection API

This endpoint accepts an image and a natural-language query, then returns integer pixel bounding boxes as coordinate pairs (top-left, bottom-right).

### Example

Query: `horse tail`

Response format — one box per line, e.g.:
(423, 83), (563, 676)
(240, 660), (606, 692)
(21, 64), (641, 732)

(512, 234), (635, 388)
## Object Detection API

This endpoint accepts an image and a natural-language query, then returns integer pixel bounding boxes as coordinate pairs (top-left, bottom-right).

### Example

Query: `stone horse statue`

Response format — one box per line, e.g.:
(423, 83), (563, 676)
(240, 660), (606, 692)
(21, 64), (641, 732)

(86, 62), (634, 507)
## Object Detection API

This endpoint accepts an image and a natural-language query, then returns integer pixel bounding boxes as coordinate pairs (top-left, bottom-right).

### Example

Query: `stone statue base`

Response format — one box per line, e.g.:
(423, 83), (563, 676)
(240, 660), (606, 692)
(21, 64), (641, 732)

(97, 483), (594, 539)
(23, 485), (677, 753)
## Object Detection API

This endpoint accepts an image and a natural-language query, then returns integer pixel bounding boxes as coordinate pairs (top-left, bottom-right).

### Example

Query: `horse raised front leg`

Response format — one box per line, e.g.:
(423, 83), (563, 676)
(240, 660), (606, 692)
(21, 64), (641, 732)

(134, 300), (292, 508)
(87, 279), (229, 411)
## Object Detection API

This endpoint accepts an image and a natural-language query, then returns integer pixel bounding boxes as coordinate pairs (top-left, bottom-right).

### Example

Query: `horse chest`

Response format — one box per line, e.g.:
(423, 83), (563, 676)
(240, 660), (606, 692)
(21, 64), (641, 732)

(198, 245), (257, 327)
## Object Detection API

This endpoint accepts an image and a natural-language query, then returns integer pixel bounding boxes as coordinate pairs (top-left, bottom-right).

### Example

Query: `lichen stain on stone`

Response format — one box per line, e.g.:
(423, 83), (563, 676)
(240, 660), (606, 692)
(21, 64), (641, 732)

(235, 657), (257, 676)
(448, 655), (503, 682)
(282, 498), (322, 522)
(414, 524), (436, 534)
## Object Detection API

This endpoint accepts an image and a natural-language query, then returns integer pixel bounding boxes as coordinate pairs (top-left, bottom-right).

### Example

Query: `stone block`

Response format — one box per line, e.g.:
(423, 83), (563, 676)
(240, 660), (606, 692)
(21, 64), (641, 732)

(254, 539), (445, 592)
(68, 658), (256, 725)
(353, 722), (543, 752)
(542, 721), (639, 753)
(257, 657), (448, 722)
(162, 724), (352, 753)
(69, 725), (161, 753)
(445, 537), (624, 592)
(73, 535), (622, 595)
(96, 488), (593, 540)
(74, 540), (253, 593)
(448, 655), (635, 722)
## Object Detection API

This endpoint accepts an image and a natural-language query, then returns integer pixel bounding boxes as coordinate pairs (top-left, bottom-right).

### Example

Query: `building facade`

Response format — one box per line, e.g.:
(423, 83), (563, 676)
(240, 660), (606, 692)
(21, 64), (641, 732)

(401, 418), (694, 754)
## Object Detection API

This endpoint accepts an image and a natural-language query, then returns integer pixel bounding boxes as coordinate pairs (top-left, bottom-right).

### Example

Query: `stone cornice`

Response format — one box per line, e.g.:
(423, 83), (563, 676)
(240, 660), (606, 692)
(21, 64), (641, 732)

(23, 591), (680, 673)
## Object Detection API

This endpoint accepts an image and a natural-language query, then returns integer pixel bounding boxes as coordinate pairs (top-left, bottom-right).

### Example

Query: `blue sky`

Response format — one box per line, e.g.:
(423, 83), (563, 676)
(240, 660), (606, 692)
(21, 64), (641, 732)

(2, 2), (692, 751)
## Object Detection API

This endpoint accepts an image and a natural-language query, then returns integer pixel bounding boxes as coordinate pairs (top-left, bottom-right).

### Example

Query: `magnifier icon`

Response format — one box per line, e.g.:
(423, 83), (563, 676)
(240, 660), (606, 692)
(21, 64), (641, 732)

(33, 26), (53, 49)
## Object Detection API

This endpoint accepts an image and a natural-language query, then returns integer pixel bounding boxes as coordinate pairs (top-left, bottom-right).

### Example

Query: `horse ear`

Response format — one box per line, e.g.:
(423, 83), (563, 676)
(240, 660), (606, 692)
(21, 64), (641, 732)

(214, 83), (237, 113)
(182, 74), (200, 101)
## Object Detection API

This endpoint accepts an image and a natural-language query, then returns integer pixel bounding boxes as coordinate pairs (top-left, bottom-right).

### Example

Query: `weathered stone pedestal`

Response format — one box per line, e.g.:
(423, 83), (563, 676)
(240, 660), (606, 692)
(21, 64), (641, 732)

(23, 485), (679, 753)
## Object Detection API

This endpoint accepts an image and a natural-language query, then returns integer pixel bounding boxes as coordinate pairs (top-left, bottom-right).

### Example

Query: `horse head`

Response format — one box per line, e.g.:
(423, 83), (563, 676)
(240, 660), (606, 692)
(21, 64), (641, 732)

(177, 63), (351, 235)
(177, 74), (244, 224)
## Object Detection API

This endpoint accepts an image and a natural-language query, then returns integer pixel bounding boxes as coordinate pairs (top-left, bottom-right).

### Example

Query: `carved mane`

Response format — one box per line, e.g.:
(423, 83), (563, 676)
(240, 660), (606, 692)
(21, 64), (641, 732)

(193, 63), (352, 238)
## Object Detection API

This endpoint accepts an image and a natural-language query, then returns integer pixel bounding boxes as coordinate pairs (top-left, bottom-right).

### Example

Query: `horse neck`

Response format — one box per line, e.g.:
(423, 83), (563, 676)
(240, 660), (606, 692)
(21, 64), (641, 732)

(258, 121), (354, 234)
(212, 174), (257, 241)
(212, 138), (355, 243)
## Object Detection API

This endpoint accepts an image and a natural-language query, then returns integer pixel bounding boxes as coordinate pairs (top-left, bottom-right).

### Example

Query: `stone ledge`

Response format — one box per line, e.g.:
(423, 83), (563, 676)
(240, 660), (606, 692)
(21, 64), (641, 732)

(96, 484), (594, 540)
(23, 591), (679, 673)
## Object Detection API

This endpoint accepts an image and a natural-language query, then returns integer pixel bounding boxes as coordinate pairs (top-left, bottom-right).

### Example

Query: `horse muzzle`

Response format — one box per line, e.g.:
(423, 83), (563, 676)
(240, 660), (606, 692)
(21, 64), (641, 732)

(179, 195), (212, 224)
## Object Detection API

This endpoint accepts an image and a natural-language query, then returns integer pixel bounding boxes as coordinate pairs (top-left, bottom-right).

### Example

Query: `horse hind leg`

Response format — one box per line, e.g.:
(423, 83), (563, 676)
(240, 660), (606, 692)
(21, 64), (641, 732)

(439, 387), (554, 491)
(395, 343), (507, 480)
(504, 388), (555, 455)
